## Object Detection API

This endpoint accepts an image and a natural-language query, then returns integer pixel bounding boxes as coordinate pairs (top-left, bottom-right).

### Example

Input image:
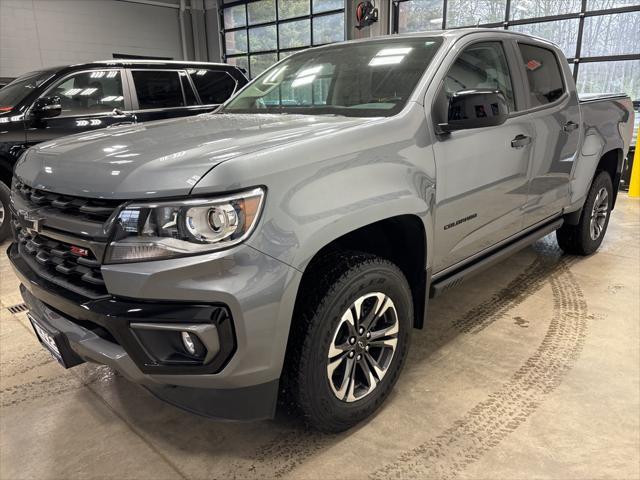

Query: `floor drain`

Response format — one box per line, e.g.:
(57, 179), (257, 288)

(6, 303), (28, 314)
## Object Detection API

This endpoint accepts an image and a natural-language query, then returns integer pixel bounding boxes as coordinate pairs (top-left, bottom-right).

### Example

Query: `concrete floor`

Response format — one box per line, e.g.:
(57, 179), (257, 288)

(1, 195), (638, 480)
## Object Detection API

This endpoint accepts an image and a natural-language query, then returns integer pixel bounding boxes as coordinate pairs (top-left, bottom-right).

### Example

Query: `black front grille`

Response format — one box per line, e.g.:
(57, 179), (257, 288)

(15, 228), (108, 299)
(13, 181), (120, 222)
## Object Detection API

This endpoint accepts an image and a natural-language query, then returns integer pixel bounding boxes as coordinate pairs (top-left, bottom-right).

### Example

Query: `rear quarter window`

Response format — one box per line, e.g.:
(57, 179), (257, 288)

(188, 69), (237, 105)
(518, 43), (566, 108)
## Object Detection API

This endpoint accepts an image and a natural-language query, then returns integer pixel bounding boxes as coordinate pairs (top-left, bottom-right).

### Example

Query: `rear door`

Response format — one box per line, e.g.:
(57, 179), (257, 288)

(431, 39), (534, 273)
(25, 68), (136, 145)
(515, 42), (581, 226)
(128, 69), (204, 122)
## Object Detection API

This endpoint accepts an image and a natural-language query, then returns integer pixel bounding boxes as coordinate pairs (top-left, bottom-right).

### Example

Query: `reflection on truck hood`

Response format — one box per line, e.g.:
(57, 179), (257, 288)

(14, 113), (376, 199)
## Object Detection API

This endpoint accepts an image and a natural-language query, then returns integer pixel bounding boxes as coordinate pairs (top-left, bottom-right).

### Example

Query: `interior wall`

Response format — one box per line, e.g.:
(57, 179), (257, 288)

(0, 0), (184, 78)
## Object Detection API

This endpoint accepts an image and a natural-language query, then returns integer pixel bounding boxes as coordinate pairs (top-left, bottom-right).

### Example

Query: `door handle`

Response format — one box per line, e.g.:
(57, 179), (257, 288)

(111, 108), (131, 119)
(563, 121), (579, 133)
(511, 134), (532, 149)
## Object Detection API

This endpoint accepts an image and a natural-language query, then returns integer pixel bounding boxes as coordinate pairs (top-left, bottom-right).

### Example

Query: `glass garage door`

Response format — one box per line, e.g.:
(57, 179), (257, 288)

(393, 0), (640, 100)
(221, 0), (346, 78)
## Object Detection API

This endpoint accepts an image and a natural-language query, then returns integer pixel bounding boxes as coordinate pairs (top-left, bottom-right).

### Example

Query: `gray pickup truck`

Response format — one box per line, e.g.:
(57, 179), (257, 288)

(8, 29), (634, 432)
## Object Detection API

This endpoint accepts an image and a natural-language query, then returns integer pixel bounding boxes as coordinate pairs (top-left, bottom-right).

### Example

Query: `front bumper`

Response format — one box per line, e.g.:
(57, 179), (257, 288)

(8, 241), (301, 420)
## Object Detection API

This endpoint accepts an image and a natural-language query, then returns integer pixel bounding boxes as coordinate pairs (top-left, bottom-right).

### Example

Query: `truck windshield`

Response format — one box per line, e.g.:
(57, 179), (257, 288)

(222, 37), (442, 117)
(0, 70), (54, 111)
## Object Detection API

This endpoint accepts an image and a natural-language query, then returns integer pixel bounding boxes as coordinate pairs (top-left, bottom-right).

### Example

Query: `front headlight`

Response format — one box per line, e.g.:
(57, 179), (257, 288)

(105, 187), (265, 264)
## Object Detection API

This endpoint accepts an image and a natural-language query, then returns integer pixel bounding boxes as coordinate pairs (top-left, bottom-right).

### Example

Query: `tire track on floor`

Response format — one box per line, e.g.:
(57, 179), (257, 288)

(219, 428), (334, 479)
(451, 254), (577, 335)
(1, 350), (55, 378)
(1, 374), (85, 408)
(371, 262), (588, 479)
(0, 365), (118, 408)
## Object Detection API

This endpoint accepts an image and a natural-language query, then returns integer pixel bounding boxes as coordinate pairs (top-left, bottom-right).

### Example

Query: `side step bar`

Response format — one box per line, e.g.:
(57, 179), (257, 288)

(429, 218), (564, 298)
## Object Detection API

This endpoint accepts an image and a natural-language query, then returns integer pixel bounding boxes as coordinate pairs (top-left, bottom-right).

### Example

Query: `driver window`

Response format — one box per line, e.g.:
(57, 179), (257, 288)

(437, 41), (515, 120)
(42, 70), (124, 116)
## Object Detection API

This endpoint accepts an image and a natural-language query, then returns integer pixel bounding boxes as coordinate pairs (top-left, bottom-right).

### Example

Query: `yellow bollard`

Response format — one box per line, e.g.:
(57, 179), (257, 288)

(629, 134), (640, 198)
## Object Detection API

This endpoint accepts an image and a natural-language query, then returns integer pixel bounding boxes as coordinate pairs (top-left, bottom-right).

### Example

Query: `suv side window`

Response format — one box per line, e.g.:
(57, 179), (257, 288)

(187, 69), (237, 105)
(517, 43), (565, 107)
(440, 41), (516, 113)
(41, 70), (124, 116)
(132, 70), (185, 109)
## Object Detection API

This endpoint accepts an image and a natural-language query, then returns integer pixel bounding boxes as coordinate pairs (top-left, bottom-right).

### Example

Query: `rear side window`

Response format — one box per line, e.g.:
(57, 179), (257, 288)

(188, 69), (237, 105)
(132, 70), (185, 109)
(518, 44), (565, 107)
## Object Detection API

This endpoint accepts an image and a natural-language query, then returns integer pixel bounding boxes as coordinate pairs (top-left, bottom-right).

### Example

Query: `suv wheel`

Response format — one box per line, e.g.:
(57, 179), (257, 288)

(0, 182), (11, 242)
(284, 252), (412, 432)
(556, 170), (613, 255)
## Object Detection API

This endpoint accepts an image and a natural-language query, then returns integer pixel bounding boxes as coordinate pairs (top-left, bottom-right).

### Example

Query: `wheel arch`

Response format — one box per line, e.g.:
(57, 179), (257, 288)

(595, 148), (623, 210)
(567, 147), (623, 225)
(292, 214), (429, 331)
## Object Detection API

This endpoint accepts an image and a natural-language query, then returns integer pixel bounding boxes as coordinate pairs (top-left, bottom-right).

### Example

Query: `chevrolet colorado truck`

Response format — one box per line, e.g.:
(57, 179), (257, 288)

(8, 30), (634, 432)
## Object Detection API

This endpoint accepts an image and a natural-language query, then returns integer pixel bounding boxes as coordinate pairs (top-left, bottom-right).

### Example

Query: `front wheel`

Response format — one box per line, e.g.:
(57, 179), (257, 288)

(284, 252), (412, 432)
(556, 170), (613, 255)
(0, 182), (11, 242)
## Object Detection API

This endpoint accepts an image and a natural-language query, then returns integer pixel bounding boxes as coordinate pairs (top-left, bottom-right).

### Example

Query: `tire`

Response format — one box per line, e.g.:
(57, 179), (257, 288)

(556, 170), (613, 255)
(283, 251), (413, 432)
(0, 182), (11, 243)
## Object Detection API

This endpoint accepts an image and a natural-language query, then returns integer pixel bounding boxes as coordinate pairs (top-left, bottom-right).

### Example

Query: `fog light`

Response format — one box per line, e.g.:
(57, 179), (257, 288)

(181, 331), (197, 355)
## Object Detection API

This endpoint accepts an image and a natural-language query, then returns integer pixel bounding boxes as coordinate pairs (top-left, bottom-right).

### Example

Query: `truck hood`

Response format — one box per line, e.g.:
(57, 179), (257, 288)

(15, 113), (377, 199)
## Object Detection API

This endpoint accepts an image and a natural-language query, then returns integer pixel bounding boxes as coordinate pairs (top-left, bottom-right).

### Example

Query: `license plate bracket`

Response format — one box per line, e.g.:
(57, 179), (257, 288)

(28, 313), (84, 369)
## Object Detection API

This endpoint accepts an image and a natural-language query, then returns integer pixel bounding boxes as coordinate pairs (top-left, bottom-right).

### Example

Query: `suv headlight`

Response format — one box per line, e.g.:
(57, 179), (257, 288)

(105, 187), (265, 264)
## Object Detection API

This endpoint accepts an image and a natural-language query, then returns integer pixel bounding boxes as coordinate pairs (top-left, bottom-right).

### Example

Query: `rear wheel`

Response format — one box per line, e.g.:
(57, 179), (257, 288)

(556, 170), (613, 255)
(283, 252), (412, 432)
(0, 182), (11, 242)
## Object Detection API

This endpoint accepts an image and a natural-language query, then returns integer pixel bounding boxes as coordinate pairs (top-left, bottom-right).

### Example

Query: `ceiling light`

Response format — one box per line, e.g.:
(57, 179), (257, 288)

(369, 55), (406, 66)
(377, 47), (413, 56)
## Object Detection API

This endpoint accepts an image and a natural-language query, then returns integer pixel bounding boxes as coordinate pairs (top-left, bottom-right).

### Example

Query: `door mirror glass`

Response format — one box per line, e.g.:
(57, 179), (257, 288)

(438, 89), (509, 133)
(31, 96), (62, 119)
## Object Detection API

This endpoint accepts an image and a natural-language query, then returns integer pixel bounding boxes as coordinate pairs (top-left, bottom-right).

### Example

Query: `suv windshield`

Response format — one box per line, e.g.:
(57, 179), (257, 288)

(222, 37), (442, 117)
(0, 70), (54, 111)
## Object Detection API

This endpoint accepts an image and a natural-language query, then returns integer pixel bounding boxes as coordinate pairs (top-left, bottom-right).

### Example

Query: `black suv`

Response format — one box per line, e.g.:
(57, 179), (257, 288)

(0, 60), (248, 240)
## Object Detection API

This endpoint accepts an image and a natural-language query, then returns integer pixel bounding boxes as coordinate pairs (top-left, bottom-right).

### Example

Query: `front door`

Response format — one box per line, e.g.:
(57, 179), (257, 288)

(432, 40), (534, 273)
(25, 69), (136, 146)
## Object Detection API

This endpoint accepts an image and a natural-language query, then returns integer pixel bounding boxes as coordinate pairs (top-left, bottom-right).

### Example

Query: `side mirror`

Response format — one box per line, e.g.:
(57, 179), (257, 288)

(31, 96), (62, 119)
(438, 89), (509, 133)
